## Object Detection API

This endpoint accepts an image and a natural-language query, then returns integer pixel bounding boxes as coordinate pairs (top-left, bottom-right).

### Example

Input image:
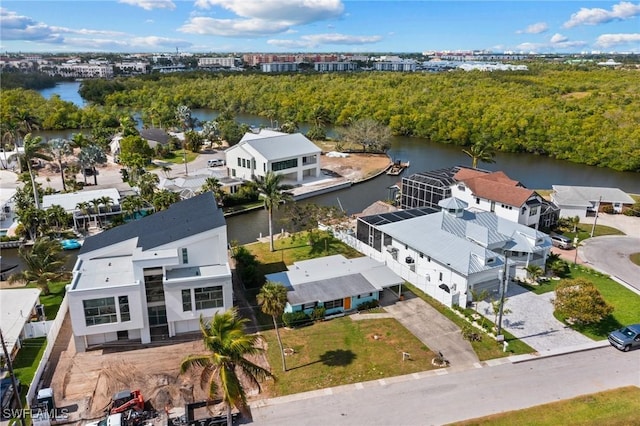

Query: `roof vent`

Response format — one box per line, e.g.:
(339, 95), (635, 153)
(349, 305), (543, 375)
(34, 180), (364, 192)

(105, 277), (109, 282)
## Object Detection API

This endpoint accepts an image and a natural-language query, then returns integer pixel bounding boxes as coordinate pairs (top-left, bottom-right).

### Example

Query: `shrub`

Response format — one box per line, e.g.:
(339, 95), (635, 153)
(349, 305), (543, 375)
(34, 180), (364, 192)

(461, 324), (483, 342)
(549, 259), (570, 278)
(310, 306), (326, 321)
(356, 300), (380, 311)
(282, 311), (312, 328)
(553, 278), (613, 324)
(601, 205), (615, 214)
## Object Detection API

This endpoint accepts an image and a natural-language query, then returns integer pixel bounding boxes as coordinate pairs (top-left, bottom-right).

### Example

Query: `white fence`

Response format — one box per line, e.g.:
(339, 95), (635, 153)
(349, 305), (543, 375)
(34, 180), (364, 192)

(26, 294), (69, 406)
(23, 321), (54, 339)
(335, 232), (455, 306)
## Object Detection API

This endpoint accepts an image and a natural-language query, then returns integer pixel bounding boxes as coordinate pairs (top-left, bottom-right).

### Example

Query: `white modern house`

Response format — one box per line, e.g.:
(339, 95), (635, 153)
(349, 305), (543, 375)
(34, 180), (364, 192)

(67, 193), (233, 352)
(342, 197), (552, 308)
(551, 185), (635, 218)
(450, 169), (543, 228)
(225, 130), (321, 184)
(265, 255), (403, 316)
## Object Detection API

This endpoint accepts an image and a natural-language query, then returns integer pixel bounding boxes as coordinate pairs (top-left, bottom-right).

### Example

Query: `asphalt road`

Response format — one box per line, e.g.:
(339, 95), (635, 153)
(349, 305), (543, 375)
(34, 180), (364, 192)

(250, 347), (640, 425)
(580, 236), (640, 291)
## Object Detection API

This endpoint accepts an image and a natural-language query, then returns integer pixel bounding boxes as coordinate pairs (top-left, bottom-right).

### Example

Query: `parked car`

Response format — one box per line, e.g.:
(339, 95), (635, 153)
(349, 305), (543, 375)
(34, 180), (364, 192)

(207, 158), (225, 167)
(550, 233), (573, 249)
(608, 324), (640, 352)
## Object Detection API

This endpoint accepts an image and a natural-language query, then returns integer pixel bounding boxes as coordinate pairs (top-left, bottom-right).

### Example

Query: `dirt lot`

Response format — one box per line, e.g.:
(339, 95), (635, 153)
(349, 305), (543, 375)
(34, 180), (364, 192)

(319, 152), (391, 182)
(48, 317), (271, 424)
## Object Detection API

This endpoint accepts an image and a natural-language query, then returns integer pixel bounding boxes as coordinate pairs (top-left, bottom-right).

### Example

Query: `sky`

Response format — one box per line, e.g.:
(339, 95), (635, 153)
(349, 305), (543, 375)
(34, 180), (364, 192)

(1, 1), (639, 54)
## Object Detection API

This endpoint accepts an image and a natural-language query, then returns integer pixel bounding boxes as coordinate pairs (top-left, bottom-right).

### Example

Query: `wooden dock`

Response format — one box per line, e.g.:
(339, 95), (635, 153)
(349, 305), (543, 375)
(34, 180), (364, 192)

(386, 160), (410, 175)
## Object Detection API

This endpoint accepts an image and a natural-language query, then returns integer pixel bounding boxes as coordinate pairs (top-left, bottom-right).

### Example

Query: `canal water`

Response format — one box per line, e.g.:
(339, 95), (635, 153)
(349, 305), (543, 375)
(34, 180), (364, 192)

(33, 81), (640, 246)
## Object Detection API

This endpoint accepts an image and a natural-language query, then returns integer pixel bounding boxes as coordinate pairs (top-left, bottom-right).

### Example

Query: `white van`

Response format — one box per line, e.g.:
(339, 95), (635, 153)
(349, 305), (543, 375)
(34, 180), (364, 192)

(207, 158), (225, 167)
(550, 234), (573, 249)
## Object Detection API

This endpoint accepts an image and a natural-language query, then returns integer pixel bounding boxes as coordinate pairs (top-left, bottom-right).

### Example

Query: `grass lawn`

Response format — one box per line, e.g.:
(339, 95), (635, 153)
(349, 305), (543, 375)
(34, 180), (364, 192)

(403, 284), (535, 360)
(160, 150), (199, 164)
(560, 223), (624, 242)
(630, 252), (640, 267)
(245, 231), (362, 277)
(27, 280), (67, 319)
(522, 266), (640, 340)
(12, 337), (47, 385)
(260, 316), (437, 397)
(451, 386), (640, 426)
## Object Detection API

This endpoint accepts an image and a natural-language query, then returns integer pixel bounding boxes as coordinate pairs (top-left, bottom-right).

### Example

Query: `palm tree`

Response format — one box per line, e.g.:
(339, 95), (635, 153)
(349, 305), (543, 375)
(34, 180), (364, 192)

(180, 309), (272, 425)
(47, 138), (72, 191)
(570, 216), (580, 233)
(45, 204), (70, 237)
(90, 198), (102, 228)
(78, 144), (107, 185)
(152, 189), (179, 211)
(254, 171), (293, 252)
(469, 287), (489, 322)
(8, 237), (68, 295)
(175, 105), (194, 176)
(200, 177), (225, 204)
(279, 120), (299, 134)
(99, 196), (113, 225)
(75, 201), (91, 230)
(136, 172), (160, 201)
(120, 195), (146, 220)
(462, 142), (496, 169)
(14, 134), (51, 209)
(257, 281), (288, 372)
(524, 265), (543, 283)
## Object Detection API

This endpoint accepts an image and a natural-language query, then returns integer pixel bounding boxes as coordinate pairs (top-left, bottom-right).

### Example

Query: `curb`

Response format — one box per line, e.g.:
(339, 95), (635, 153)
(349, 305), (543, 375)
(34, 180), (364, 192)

(508, 339), (611, 363)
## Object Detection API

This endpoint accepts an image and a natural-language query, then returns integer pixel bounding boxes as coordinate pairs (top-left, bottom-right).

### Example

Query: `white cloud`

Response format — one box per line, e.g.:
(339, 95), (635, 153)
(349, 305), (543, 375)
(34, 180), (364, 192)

(118, 0), (176, 11)
(595, 33), (640, 47)
(550, 33), (568, 43)
(0, 8), (63, 43)
(58, 36), (192, 52)
(185, 0), (344, 37)
(517, 22), (548, 34)
(267, 33), (382, 49)
(564, 1), (640, 28)
(180, 17), (291, 37)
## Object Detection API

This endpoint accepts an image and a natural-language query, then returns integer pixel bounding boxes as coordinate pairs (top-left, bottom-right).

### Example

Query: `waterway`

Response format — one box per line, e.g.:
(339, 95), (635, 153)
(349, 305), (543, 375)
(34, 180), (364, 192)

(34, 81), (640, 246)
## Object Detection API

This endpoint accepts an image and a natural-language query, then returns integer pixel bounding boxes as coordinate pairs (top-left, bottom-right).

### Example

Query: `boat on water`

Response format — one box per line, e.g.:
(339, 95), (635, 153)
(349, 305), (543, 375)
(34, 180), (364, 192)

(386, 160), (410, 176)
(60, 239), (82, 250)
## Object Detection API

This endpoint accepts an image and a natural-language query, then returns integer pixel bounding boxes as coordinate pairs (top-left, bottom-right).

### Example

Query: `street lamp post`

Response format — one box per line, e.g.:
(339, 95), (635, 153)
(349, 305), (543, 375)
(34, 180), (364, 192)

(590, 196), (602, 237)
(496, 251), (509, 340)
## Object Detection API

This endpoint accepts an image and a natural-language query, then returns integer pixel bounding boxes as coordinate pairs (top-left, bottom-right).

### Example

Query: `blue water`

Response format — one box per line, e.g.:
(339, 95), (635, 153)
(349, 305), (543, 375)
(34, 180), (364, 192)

(38, 81), (86, 107)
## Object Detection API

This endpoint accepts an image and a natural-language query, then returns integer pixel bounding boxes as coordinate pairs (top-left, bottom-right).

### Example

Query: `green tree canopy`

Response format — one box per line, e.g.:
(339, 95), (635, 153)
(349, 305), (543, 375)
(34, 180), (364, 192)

(553, 278), (613, 324)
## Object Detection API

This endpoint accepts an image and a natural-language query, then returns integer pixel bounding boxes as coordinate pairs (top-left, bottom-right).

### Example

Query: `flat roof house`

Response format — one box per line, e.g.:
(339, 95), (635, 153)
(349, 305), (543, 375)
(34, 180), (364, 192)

(265, 255), (403, 316)
(67, 193), (233, 351)
(42, 188), (122, 230)
(0, 288), (42, 361)
(225, 130), (321, 184)
(347, 198), (552, 308)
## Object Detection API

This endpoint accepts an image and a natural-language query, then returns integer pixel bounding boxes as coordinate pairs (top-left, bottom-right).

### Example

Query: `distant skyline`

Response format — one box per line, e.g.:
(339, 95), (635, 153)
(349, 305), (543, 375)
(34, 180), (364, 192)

(1, 1), (639, 54)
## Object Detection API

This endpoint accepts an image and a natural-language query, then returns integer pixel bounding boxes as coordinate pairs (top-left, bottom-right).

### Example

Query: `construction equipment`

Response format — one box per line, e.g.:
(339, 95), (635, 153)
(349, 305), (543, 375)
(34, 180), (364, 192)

(109, 390), (144, 415)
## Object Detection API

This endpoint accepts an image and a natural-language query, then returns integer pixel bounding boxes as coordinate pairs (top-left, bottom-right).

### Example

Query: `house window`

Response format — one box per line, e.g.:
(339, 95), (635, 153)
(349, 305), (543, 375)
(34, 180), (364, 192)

(194, 286), (224, 310)
(302, 302), (317, 310)
(427, 256), (431, 262)
(83, 297), (117, 326)
(118, 296), (130, 322)
(356, 293), (373, 299)
(324, 298), (343, 310)
(237, 158), (241, 167)
(529, 207), (538, 216)
(272, 158), (298, 171)
(439, 272), (443, 281)
(242, 158), (247, 168)
(181, 248), (188, 264)
(476, 197), (480, 204)
(182, 289), (192, 311)
(521, 207), (526, 215)
(457, 184), (465, 191)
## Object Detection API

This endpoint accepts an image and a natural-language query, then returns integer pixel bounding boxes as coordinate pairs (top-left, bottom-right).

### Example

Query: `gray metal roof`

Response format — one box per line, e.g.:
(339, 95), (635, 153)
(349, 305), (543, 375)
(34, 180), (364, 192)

(286, 273), (378, 305)
(79, 192), (225, 254)
(229, 132), (320, 161)
(552, 185), (634, 206)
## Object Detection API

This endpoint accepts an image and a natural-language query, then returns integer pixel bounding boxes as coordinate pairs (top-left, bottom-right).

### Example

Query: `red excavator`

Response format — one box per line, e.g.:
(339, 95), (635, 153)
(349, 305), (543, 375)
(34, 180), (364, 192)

(109, 390), (145, 415)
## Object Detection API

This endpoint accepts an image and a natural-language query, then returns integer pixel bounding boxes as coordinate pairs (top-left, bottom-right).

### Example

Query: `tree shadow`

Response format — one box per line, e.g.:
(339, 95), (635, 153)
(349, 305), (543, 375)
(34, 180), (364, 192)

(319, 349), (357, 366)
(571, 314), (622, 337)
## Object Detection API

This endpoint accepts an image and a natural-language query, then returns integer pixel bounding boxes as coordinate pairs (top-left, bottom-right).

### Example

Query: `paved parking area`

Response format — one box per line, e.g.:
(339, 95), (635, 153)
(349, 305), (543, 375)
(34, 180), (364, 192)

(476, 283), (594, 354)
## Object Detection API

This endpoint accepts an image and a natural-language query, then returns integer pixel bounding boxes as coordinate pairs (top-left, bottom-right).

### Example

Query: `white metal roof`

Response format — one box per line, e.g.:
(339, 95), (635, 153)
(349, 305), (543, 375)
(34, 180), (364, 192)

(0, 288), (41, 357)
(227, 132), (320, 161)
(42, 188), (121, 212)
(552, 185), (634, 207)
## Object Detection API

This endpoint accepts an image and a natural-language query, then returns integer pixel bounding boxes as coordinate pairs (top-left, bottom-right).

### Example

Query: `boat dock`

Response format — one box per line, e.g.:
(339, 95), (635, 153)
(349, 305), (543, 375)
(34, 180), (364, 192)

(386, 160), (410, 175)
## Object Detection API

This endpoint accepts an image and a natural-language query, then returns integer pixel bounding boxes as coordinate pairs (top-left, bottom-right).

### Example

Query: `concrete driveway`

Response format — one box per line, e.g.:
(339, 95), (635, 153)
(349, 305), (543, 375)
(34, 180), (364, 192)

(580, 236), (640, 290)
(381, 290), (480, 370)
(476, 283), (594, 354)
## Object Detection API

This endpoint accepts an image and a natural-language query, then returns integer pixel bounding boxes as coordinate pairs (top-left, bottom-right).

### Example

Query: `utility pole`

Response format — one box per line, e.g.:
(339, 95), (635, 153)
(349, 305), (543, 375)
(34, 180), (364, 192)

(590, 196), (602, 237)
(496, 250), (509, 340)
(0, 329), (26, 426)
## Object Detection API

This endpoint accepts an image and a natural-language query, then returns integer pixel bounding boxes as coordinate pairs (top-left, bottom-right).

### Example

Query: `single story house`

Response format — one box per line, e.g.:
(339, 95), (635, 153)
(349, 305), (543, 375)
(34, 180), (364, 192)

(158, 173), (244, 200)
(343, 197), (551, 308)
(551, 185), (635, 218)
(225, 130), (321, 184)
(42, 188), (122, 229)
(0, 288), (42, 361)
(139, 128), (173, 150)
(67, 192), (233, 351)
(265, 255), (403, 316)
